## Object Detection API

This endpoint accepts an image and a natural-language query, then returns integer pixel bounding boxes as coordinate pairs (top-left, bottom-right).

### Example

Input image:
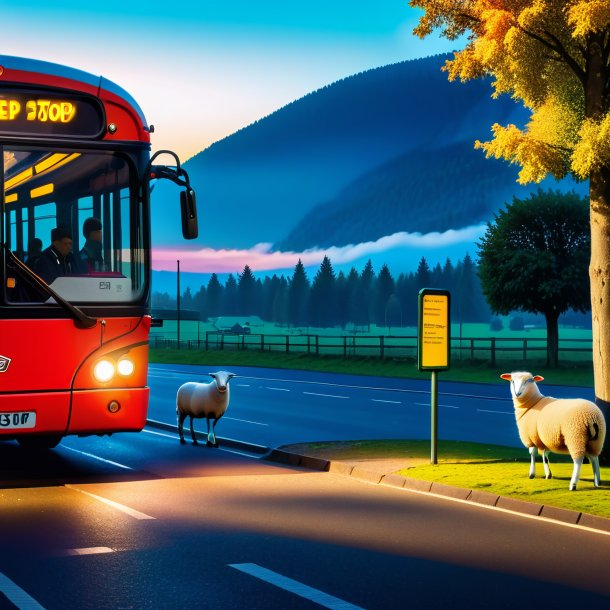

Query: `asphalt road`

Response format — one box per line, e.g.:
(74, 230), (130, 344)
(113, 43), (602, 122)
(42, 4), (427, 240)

(1, 427), (610, 609)
(148, 363), (595, 449)
(0, 365), (606, 609)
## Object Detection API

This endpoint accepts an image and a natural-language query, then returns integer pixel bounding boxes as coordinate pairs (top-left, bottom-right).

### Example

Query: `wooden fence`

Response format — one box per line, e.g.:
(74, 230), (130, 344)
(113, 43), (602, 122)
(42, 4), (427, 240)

(149, 331), (593, 365)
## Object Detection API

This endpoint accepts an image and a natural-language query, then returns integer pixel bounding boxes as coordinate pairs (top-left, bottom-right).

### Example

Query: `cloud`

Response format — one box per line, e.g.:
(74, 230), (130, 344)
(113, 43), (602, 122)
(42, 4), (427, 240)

(151, 225), (487, 274)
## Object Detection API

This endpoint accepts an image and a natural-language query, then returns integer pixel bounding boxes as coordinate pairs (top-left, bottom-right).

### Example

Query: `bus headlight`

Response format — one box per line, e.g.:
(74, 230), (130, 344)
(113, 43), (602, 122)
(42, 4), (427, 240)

(117, 358), (135, 376)
(94, 359), (115, 383)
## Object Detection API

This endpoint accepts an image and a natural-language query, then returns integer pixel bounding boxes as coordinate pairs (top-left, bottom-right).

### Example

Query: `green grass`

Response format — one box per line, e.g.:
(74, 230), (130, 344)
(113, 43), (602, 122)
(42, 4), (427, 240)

(283, 439), (610, 519)
(150, 348), (594, 387)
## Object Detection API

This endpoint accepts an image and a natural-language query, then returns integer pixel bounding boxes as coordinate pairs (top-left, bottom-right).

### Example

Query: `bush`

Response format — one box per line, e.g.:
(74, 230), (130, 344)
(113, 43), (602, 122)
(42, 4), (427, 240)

(490, 317), (503, 331)
(509, 316), (525, 331)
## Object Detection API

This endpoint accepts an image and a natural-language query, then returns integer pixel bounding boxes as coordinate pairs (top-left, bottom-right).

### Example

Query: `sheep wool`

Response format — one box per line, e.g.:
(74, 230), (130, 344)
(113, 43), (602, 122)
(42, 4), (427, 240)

(501, 371), (606, 490)
(176, 371), (235, 447)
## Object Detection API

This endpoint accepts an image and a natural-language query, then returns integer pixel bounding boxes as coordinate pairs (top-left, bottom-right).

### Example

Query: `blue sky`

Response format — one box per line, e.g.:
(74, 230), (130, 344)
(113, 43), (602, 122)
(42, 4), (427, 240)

(3, 1), (459, 161)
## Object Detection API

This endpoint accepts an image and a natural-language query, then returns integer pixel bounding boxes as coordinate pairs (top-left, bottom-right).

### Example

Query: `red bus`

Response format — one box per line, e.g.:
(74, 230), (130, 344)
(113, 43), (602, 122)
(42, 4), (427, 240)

(0, 55), (197, 449)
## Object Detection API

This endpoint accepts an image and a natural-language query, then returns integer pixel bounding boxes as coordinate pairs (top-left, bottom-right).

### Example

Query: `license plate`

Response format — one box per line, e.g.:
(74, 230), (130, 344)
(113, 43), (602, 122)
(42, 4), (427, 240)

(0, 411), (36, 429)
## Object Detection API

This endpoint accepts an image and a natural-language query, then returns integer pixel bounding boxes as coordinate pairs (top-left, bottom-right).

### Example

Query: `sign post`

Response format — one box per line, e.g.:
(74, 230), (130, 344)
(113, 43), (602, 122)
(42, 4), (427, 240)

(418, 289), (451, 464)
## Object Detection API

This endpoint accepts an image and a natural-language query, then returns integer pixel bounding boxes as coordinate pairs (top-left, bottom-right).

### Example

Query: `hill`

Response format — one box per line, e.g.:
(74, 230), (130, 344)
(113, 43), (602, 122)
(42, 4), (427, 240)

(151, 54), (531, 250)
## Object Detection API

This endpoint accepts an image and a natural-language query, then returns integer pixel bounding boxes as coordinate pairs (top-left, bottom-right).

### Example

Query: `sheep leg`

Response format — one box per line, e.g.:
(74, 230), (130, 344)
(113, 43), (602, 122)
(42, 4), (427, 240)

(206, 418), (214, 447)
(189, 416), (198, 445)
(590, 455), (602, 488)
(528, 446), (537, 479)
(177, 410), (187, 445)
(569, 456), (584, 491)
(541, 449), (552, 479)
(212, 419), (219, 448)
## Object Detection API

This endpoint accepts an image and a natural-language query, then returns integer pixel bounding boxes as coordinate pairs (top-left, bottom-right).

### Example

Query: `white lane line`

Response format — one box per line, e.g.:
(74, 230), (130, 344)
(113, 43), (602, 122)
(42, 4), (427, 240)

(142, 430), (261, 459)
(477, 409), (514, 415)
(64, 547), (115, 556)
(303, 392), (349, 399)
(414, 402), (460, 409)
(371, 399), (401, 404)
(60, 446), (133, 470)
(223, 416), (269, 426)
(0, 572), (45, 609)
(266, 387), (290, 392)
(65, 485), (156, 520)
(229, 563), (364, 610)
(236, 384), (251, 387)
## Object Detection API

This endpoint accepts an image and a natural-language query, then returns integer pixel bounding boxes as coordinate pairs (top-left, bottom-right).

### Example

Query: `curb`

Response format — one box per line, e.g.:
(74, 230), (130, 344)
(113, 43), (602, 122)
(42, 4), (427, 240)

(146, 419), (270, 455)
(265, 449), (610, 535)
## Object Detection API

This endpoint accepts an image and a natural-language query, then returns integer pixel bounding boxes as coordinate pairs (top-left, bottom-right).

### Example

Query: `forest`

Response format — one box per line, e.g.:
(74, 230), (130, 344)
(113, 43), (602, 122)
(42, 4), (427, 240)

(152, 254), (494, 329)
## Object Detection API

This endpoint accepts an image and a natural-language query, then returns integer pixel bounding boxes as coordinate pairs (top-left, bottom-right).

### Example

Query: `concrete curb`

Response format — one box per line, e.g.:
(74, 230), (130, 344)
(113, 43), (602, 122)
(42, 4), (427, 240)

(265, 449), (610, 535)
(146, 419), (270, 455)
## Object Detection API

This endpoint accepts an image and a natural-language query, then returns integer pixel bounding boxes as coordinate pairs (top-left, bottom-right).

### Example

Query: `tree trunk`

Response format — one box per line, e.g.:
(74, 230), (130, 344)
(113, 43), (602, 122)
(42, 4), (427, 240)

(589, 167), (610, 462)
(544, 309), (559, 368)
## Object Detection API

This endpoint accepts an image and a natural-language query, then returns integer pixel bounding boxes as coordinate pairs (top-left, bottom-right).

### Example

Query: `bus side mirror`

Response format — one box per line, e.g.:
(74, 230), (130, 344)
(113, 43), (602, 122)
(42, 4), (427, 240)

(180, 189), (198, 240)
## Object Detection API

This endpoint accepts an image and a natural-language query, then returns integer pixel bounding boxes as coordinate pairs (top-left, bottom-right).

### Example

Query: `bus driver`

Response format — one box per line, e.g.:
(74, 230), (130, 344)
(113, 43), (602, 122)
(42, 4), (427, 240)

(33, 226), (78, 284)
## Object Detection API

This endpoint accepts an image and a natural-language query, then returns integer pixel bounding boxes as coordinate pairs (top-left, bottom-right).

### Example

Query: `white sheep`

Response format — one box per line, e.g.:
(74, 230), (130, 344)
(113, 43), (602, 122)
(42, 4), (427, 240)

(501, 371), (606, 490)
(176, 371), (236, 447)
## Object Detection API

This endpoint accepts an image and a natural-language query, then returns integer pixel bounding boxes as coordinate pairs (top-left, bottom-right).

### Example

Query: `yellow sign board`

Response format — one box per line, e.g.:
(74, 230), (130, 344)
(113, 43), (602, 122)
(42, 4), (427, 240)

(418, 289), (450, 371)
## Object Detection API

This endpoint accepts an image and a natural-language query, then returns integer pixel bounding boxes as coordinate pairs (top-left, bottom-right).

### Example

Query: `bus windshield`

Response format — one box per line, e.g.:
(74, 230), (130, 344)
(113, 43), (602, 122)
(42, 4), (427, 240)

(2, 147), (145, 305)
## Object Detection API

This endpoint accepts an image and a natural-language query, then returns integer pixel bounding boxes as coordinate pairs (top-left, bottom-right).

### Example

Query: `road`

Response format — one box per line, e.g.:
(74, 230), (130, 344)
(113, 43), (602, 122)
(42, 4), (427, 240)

(0, 365), (606, 609)
(1, 428), (610, 609)
(148, 363), (595, 449)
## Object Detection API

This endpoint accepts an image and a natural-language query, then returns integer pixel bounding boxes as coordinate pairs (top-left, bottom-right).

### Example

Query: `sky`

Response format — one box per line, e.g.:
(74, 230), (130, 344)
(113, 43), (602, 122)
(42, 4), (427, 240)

(3, 1), (458, 162)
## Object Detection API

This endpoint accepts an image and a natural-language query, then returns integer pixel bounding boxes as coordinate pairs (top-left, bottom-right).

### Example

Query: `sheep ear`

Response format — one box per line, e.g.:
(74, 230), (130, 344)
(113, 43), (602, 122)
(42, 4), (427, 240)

(500, 373), (512, 381)
(533, 375), (544, 382)
(207, 373), (216, 378)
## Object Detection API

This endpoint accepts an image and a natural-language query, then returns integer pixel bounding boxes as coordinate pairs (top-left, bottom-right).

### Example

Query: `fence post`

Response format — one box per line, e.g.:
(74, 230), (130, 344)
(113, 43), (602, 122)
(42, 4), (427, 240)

(490, 337), (496, 367)
(205, 331), (209, 351)
(380, 336), (385, 359)
(315, 335), (319, 356)
(523, 338), (527, 361)
(286, 335), (289, 353)
(261, 334), (265, 352)
(470, 339), (474, 360)
(343, 336), (347, 357)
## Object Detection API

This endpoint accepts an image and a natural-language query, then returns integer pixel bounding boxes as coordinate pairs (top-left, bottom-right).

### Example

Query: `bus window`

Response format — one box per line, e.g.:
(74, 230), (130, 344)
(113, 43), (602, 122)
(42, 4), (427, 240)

(3, 148), (144, 304)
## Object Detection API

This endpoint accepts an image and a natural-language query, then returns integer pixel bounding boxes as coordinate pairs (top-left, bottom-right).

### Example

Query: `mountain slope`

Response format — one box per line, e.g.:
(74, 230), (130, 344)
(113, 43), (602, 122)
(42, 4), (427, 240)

(152, 54), (529, 249)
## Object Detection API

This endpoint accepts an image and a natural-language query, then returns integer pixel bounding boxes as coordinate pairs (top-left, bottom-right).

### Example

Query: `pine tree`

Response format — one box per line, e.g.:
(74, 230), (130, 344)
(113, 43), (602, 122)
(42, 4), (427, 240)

(205, 274), (223, 318)
(415, 257), (431, 291)
(238, 265), (257, 316)
(375, 264), (395, 328)
(223, 275), (238, 316)
(288, 259), (310, 327)
(309, 256), (337, 328)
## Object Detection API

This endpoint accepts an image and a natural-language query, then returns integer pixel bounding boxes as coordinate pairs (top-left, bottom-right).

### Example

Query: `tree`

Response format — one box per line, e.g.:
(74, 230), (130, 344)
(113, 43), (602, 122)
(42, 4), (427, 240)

(223, 274), (238, 316)
(375, 264), (395, 328)
(415, 257), (431, 291)
(205, 274), (223, 318)
(237, 265), (257, 315)
(478, 190), (590, 367)
(409, 0), (610, 415)
(288, 259), (310, 327)
(355, 259), (375, 329)
(309, 256), (337, 328)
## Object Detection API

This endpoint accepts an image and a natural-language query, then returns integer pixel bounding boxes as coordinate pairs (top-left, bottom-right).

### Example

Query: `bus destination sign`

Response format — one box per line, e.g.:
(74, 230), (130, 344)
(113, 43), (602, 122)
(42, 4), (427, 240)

(0, 89), (105, 138)
(418, 288), (451, 371)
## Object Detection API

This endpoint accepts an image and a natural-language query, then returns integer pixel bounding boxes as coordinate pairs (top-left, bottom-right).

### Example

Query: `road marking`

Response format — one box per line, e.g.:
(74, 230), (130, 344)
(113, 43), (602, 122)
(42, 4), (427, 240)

(303, 392), (349, 399)
(64, 547), (115, 556)
(371, 399), (401, 404)
(236, 383), (251, 387)
(65, 485), (156, 520)
(0, 572), (45, 609)
(143, 428), (177, 440)
(414, 402), (460, 409)
(149, 366), (520, 402)
(266, 386), (290, 392)
(61, 446), (133, 470)
(477, 409), (514, 415)
(224, 416), (269, 426)
(228, 563), (364, 610)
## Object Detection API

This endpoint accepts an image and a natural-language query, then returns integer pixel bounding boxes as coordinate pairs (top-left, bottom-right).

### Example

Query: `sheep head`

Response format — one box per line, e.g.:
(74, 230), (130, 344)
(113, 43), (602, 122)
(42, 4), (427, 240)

(207, 370), (236, 394)
(500, 371), (544, 399)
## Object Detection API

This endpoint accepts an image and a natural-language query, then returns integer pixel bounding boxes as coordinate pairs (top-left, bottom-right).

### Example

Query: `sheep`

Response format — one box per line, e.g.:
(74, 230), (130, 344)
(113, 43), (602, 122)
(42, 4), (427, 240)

(501, 371), (606, 490)
(176, 371), (236, 447)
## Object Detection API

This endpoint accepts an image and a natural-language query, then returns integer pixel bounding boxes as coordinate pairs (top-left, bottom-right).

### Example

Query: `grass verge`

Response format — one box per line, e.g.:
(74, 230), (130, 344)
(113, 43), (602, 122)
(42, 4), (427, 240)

(150, 349), (594, 387)
(281, 439), (610, 519)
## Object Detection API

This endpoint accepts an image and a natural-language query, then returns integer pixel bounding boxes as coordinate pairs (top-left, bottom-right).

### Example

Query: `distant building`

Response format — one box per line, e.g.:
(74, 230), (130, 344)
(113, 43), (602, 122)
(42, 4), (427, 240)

(214, 316), (263, 332)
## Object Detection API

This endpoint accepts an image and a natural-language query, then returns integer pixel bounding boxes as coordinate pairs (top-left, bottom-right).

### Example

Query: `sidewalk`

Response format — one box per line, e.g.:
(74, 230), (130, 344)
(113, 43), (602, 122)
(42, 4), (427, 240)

(266, 447), (610, 536)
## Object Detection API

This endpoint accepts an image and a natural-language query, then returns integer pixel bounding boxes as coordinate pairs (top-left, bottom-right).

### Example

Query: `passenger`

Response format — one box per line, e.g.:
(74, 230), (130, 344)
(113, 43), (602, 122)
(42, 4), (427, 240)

(26, 238), (43, 269)
(78, 217), (104, 273)
(33, 227), (77, 284)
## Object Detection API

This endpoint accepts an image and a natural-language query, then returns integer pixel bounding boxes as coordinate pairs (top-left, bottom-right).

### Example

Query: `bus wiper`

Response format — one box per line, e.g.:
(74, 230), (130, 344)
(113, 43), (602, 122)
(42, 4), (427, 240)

(5, 247), (97, 329)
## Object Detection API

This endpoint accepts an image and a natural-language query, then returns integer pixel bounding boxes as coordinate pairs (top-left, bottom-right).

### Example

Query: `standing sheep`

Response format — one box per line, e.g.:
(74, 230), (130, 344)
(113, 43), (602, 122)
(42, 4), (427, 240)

(176, 371), (236, 447)
(501, 371), (606, 490)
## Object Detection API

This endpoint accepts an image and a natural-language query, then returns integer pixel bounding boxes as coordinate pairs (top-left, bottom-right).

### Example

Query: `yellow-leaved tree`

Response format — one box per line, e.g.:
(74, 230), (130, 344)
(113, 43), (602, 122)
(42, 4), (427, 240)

(409, 0), (610, 411)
